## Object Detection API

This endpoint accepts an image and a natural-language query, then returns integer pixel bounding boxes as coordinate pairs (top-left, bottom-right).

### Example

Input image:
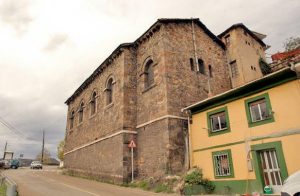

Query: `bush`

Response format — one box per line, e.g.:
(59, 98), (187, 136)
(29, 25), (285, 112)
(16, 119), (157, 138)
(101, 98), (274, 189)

(183, 168), (215, 194)
(184, 168), (203, 185)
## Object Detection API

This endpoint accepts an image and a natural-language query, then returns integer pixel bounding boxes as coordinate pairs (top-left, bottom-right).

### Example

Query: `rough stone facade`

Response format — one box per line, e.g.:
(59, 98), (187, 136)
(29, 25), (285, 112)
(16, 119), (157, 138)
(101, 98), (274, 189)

(64, 18), (264, 182)
(218, 24), (268, 88)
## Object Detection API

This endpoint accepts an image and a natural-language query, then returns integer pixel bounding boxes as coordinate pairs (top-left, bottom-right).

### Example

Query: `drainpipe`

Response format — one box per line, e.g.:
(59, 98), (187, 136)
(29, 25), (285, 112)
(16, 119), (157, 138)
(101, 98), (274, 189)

(191, 18), (199, 72)
(192, 18), (212, 97)
(184, 109), (192, 170)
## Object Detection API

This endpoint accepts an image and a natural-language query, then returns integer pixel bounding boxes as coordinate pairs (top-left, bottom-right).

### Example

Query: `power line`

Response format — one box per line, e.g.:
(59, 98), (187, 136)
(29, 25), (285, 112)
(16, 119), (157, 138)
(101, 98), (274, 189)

(0, 115), (38, 141)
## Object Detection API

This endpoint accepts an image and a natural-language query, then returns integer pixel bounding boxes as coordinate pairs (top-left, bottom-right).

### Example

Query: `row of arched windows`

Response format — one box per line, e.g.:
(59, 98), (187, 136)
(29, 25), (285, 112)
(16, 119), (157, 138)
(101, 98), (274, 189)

(189, 58), (213, 78)
(69, 77), (114, 130)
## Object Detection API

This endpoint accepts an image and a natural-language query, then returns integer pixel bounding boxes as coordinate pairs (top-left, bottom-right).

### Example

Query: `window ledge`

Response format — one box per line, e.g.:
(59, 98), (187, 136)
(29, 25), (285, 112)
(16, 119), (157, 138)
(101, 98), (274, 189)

(209, 128), (231, 137)
(214, 174), (235, 179)
(105, 103), (114, 110)
(142, 83), (157, 94)
(248, 117), (274, 127)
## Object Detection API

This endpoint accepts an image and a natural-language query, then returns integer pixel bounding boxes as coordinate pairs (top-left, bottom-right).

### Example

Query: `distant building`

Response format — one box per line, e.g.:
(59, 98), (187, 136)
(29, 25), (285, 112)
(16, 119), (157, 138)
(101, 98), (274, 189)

(219, 23), (268, 88)
(3, 151), (14, 160)
(64, 18), (268, 182)
(270, 48), (300, 72)
(19, 158), (34, 167)
(183, 67), (300, 194)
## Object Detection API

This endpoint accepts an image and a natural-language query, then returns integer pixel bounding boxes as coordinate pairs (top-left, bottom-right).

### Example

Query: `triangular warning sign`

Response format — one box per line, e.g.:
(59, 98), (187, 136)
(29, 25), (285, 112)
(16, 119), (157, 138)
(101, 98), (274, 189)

(128, 140), (136, 148)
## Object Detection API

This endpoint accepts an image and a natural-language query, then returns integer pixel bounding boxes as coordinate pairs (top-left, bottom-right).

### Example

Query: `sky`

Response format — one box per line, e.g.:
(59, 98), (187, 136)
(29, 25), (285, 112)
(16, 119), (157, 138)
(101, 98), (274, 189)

(0, 0), (299, 159)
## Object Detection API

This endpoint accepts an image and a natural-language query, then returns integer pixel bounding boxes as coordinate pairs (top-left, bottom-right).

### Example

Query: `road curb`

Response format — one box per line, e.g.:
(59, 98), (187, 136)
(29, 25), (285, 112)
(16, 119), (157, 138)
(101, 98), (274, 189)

(0, 173), (17, 196)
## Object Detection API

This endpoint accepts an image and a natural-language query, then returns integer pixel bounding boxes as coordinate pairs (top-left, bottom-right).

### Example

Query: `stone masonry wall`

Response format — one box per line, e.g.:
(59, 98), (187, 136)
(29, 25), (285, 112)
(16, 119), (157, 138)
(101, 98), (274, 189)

(64, 133), (124, 183)
(136, 119), (169, 178)
(163, 22), (232, 117)
(135, 25), (168, 126)
(64, 48), (136, 182)
(134, 25), (172, 178)
(134, 21), (231, 178)
(122, 48), (137, 131)
(65, 51), (126, 152)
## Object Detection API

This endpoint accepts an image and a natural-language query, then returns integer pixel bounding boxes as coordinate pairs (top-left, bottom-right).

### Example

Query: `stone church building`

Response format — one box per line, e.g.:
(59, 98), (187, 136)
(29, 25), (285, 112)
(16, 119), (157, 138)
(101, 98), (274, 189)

(64, 18), (267, 182)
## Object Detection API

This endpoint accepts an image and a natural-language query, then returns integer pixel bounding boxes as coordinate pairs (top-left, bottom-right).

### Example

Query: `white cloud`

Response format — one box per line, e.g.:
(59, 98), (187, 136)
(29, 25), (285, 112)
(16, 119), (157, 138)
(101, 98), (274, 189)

(0, 0), (33, 35)
(43, 34), (69, 51)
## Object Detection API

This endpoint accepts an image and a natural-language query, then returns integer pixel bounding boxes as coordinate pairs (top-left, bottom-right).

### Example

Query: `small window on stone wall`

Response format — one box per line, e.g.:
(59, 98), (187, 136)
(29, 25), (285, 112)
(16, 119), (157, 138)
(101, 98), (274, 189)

(230, 60), (238, 78)
(144, 59), (154, 88)
(79, 102), (84, 123)
(70, 111), (75, 129)
(90, 91), (97, 115)
(190, 58), (195, 71)
(224, 34), (230, 45)
(106, 78), (113, 105)
(209, 65), (213, 78)
(198, 59), (205, 74)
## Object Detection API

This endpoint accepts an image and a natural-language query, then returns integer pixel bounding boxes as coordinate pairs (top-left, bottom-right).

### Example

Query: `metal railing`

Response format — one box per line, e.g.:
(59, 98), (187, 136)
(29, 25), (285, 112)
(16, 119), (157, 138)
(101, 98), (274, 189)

(0, 174), (17, 196)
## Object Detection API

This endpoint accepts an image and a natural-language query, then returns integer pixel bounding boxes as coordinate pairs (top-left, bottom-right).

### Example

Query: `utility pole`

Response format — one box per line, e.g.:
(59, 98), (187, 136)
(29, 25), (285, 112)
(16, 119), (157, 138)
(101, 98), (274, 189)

(3, 141), (7, 159)
(41, 130), (45, 164)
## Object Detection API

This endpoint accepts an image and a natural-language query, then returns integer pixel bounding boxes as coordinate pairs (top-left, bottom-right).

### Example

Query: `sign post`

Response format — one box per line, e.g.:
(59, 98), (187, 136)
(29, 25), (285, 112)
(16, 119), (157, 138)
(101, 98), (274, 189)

(128, 140), (136, 182)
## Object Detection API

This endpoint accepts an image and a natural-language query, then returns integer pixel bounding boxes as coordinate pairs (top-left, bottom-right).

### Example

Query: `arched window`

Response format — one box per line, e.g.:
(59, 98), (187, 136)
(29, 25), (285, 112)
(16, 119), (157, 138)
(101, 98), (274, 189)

(208, 65), (213, 78)
(79, 102), (84, 123)
(106, 78), (113, 105)
(90, 92), (97, 115)
(70, 110), (75, 129)
(144, 59), (154, 88)
(198, 59), (205, 74)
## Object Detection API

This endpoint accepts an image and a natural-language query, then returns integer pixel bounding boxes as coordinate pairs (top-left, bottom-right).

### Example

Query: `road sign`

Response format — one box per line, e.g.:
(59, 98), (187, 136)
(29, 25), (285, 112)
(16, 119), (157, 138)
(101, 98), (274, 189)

(128, 140), (136, 148)
(128, 140), (136, 182)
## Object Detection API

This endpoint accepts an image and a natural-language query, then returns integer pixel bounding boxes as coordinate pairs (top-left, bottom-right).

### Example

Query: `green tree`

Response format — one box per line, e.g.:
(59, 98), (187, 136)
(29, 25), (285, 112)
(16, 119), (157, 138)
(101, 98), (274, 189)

(283, 36), (300, 51)
(36, 149), (51, 164)
(57, 140), (65, 161)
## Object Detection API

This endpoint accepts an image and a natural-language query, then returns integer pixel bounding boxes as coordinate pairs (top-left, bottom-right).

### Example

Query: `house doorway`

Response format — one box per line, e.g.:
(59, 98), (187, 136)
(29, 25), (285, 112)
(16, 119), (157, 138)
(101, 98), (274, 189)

(259, 149), (283, 193)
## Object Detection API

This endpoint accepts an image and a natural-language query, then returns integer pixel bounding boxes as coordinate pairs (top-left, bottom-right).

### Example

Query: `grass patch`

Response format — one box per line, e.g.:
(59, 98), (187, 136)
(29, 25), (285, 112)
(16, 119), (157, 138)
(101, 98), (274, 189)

(122, 179), (175, 193)
(154, 183), (173, 193)
(0, 183), (7, 196)
(136, 180), (151, 191)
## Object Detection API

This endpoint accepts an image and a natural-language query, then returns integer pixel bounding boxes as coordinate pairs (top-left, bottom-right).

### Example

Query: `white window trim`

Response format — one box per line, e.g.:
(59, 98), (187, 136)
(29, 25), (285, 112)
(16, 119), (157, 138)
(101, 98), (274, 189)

(250, 100), (268, 122)
(210, 112), (227, 132)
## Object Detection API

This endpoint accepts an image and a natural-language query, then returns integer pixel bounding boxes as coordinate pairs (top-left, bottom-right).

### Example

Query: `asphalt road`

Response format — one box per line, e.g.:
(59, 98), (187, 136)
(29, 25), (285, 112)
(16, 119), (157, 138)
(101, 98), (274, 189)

(3, 166), (177, 196)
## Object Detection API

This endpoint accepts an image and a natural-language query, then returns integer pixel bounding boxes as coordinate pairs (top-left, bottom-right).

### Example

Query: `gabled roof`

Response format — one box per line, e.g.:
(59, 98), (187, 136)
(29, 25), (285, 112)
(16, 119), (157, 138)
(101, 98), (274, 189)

(218, 23), (266, 48)
(251, 31), (267, 40)
(65, 18), (225, 104)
